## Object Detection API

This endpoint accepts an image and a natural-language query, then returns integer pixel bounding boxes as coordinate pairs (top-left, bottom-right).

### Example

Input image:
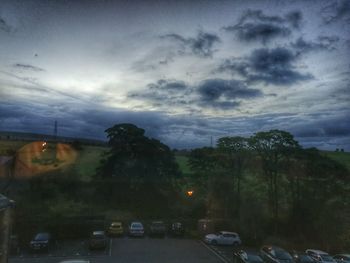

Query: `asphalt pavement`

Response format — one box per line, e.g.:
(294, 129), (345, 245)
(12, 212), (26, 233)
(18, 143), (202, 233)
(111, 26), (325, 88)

(8, 237), (226, 263)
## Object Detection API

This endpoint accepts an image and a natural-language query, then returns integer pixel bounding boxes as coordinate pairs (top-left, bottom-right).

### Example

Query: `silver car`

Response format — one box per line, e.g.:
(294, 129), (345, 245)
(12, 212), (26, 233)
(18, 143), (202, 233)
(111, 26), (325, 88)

(306, 249), (336, 263)
(204, 231), (241, 245)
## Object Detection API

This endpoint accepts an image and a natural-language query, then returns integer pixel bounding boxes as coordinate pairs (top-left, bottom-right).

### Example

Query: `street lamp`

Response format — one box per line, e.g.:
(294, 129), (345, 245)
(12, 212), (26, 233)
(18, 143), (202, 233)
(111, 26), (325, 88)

(186, 190), (194, 197)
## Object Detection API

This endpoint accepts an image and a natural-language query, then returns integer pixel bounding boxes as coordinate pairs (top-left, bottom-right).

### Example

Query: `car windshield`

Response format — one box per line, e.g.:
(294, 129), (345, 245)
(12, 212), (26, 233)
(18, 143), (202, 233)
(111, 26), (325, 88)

(34, 233), (49, 241)
(0, 1), (349, 263)
(300, 255), (315, 263)
(92, 234), (105, 239)
(321, 255), (334, 262)
(248, 255), (264, 263)
(274, 249), (293, 260)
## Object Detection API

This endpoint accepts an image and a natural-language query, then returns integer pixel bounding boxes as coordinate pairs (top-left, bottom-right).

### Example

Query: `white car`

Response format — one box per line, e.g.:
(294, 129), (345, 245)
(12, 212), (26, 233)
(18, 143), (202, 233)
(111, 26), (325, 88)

(204, 231), (241, 246)
(306, 249), (336, 263)
(129, 221), (145, 237)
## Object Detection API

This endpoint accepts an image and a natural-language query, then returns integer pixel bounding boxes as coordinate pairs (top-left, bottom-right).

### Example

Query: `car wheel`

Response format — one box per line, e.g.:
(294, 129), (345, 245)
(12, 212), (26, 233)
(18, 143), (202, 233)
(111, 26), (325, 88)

(211, 240), (218, 245)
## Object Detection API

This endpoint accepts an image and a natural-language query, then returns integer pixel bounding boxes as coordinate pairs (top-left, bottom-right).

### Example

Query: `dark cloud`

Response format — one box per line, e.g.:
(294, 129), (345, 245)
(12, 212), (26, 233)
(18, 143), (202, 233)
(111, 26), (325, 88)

(322, 0), (350, 24)
(1, 99), (349, 151)
(128, 79), (192, 108)
(285, 11), (303, 29)
(290, 114), (350, 138)
(223, 9), (302, 43)
(161, 31), (220, 57)
(148, 79), (187, 91)
(224, 23), (291, 44)
(0, 17), (11, 32)
(13, 63), (45, 72)
(128, 78), (262, 110)
(290, 36), (339, 53)
(197, 79), (262, 104)
(218, 47), (312, 86)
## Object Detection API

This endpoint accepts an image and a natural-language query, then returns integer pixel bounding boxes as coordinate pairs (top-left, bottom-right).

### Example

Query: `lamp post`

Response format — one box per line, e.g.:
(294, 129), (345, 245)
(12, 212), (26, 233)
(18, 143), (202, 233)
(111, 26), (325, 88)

(186, 190), (194, 197)
(0, 194), (15, 263)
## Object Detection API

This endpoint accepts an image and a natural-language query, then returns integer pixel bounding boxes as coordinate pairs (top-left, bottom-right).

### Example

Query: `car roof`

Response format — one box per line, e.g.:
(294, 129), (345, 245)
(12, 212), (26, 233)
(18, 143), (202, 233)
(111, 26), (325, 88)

(59, 261), (90, 263)
(131, 221), (142, 224)
(35, 232), (50, 238)
(151, 221), (164, 224)
(262, 245), (288, 251)
(219, 231), (238, 235)
(92, 231), (105, 235)
(111, 221), (122, 225)
(239, 249), (261, 255)
(306, 249), (329, 255)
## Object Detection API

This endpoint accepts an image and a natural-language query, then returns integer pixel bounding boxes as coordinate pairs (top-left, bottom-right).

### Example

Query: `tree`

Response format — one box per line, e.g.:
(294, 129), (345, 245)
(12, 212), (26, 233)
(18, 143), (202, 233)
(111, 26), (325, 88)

(249, 130), (300, 230)
(217, 136), (250, 218)
(96, 123), (180, 216)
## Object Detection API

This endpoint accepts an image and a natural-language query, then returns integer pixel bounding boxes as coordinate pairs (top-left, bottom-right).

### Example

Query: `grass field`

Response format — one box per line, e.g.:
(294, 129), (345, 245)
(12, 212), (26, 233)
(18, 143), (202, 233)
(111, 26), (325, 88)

(0, 140), (28, 155)
(73, 145), (108, 181)
(175, 155), (191, 174)
(0, 140), (108, 180)
(323, 151), (350, 171)
(1, 140), (349, 179)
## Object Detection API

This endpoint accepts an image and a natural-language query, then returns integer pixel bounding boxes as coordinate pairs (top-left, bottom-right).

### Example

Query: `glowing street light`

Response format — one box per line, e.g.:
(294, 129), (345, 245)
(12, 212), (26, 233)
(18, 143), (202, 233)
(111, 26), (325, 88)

(41, 142), (47, 152)
(187, 190), (194, 197)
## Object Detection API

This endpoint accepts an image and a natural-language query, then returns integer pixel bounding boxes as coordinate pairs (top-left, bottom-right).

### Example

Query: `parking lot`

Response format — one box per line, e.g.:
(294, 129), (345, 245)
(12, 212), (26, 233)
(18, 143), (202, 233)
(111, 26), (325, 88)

(8, 237), (228, 263)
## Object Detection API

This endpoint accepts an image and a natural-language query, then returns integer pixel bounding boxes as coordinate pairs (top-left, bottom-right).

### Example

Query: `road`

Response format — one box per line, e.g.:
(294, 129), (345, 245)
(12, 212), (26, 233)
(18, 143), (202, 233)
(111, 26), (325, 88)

(9, 237), (226, 263)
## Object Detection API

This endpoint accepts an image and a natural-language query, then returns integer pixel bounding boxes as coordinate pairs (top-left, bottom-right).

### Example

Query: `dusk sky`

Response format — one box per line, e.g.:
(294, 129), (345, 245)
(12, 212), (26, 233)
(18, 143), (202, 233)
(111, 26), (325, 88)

(0, 0), (349, 150)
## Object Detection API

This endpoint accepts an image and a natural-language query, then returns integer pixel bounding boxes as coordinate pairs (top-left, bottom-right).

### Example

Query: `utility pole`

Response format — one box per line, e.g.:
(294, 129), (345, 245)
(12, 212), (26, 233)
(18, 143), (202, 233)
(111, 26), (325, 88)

(53, 120), (58, 163)
(54, 120), (58, 141)
(210, 136), (213, 148)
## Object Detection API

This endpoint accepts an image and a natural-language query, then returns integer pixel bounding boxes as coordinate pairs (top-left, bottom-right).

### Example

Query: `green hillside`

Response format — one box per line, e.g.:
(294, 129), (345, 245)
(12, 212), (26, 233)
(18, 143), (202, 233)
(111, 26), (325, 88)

(323, 151), (350, 171)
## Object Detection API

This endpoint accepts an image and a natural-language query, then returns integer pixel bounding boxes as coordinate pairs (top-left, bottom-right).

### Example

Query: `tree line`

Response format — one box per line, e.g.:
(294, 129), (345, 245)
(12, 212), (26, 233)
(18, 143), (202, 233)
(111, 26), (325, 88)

(6, 123), (349, 251)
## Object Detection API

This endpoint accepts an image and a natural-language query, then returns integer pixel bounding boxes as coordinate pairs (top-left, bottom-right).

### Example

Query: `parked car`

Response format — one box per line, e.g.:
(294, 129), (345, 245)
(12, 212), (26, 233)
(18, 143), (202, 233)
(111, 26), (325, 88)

(234, 249), (264, 263)
(290, 251), (315, 263)
(89, 231), (107, 250)
(29, 232), (52, 252)
(204, 231), (241, 246)
(107, 221), (124, 236)
(58, 261), (90, 263)
(260, 245), (294, 263)
(306, 250), (336, 263)
(149, 221), (166, 237)
(128, 222), (145, 237)
(169, 222), (185, 236)
(333, 255), (350, 263)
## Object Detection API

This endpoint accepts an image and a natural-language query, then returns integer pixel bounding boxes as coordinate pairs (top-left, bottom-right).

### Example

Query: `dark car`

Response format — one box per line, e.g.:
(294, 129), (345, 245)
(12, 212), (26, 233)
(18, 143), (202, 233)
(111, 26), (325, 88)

(290, 251), (316, 263)
(169, 222), (185, 236)
(261, 245), (295, 263)
(29, 232), (51, 252)
(89, 231), (107, 250)
(149, 221), (166, 237)
(234, 249), (264, 263)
